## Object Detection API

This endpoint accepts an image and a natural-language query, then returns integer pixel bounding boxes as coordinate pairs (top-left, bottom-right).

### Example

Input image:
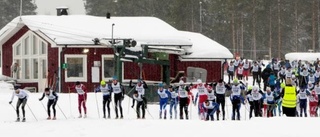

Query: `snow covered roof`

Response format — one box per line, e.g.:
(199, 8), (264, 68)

(179, 31), (233, 60)
(0, 15), (192, 46)
(285, 52), (320, 62)
(0, 15), (233, 60)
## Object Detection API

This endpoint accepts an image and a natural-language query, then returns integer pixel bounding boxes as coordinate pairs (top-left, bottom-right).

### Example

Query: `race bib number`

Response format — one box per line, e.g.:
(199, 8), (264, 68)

(180, 91), (186, 96)
(160, 93), (167, 98)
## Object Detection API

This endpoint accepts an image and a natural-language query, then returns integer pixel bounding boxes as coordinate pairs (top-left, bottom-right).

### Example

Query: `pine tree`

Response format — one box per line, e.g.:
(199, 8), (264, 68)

(0, 0), (37, 28)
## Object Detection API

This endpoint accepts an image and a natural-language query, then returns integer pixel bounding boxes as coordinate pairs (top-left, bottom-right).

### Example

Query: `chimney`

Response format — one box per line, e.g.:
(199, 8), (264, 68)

(56, 7), (69, 16)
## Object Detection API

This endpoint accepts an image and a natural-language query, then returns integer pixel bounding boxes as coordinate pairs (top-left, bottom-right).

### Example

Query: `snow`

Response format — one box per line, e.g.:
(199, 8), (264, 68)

(179, 31), (234, 60)
(0, 15), (233, 60)
(4, 15), (192, 46)
(285, 52), (320, 62)
(0, 75), (318, 137)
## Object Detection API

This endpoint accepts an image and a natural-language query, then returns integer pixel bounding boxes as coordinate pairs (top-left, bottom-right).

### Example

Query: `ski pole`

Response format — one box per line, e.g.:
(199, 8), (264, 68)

(10, 104), (16, 111)
(127, 97), (131, 115)
(40, 100), (47, 112)
(26, 103), (38, 121)
(56, 103), (67, 119)
(95, 92), (101, 118)
(68, 87), (73, 118)
(145, 107), (154, 119)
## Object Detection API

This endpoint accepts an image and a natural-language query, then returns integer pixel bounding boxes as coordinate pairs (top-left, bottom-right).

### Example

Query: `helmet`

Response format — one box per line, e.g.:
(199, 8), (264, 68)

(100, 80), (106, 86)
(233, 78), (239, 84)
(158, 83), (163, 87)
(280, 82), (285, 88)
(252, 85), (259, 92)
(112, 76), (118, 80)
(197, 79), (202, 84)
(247, 85), (253, 90)
(179, 80), (184, 86)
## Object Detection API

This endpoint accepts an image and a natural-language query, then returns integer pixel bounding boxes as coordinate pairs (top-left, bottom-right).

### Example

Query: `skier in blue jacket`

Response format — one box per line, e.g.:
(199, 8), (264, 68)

(157, 83), (171, 119)
(168, 85), (178, 119)
(202, 100), (219, 121)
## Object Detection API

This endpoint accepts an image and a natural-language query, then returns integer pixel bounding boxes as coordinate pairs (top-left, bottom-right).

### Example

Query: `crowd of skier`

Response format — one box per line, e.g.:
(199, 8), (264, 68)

(9, 57), (320, 122)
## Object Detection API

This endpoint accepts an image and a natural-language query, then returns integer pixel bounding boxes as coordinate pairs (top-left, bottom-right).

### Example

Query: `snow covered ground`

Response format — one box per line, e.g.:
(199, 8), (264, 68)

(0, 75), (318, 137)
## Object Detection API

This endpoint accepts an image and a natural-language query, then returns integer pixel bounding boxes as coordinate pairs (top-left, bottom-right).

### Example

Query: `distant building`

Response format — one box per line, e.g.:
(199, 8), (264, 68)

(0, 15), (233, 92)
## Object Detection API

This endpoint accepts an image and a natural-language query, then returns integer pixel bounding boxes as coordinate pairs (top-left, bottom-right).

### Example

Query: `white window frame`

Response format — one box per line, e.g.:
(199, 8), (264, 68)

(101, 55), (115, 80)
(12, 31), (47, 82)
(65, 54), (87, 82)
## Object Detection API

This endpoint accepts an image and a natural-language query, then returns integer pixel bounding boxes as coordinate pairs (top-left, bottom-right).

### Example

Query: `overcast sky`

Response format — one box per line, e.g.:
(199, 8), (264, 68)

(34, 0), (86, 15)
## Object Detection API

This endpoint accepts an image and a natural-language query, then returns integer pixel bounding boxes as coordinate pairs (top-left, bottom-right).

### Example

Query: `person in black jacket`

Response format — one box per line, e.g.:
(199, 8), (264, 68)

(129, 79), (148, 108)
(39, 88), (59, 120)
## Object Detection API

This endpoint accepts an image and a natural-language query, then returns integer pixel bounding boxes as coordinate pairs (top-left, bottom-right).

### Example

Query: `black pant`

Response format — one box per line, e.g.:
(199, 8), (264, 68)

(228, 71), (234, 83)
(252, 72), (260, 87)
(232, 98), (240, 120)
(282, 106), (296, 117)
(47, 99), (57, 117)
(114, 93), (123, 117)
(216, 95), (226, 119)
(16, 98), (27, 118)
(249, 102), (254, 118)
(206, 109), (214, 121)
(136, 101), (145, 118)
(253, 100), (262, 117)
(102, 95), (111, 117)
(179, 98), (188, 119)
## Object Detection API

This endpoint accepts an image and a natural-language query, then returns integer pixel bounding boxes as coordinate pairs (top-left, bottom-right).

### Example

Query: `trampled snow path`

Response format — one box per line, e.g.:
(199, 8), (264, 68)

(0, 75), (318, 137)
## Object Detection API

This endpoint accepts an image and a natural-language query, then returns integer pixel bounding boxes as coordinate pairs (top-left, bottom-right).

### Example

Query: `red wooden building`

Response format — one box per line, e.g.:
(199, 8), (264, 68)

(0, 15), (233, 93)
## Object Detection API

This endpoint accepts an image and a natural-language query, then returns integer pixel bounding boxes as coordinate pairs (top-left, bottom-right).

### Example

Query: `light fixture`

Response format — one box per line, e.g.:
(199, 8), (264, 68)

(83, 48), (89, 53)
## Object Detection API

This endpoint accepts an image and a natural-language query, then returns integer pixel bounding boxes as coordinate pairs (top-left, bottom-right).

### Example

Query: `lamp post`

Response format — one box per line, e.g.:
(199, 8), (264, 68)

(199, 1), (202, 33)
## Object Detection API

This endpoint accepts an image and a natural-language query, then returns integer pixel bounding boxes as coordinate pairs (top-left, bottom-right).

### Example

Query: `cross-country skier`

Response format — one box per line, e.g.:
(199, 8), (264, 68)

(246, 86), (254, 119)
(246, 85), (264, 117)
(157, 83), (171, 119)
(39, 87), (59, 120)
(193, 79), (208, 120)
(213, 79), (231, 120)
(168, 85), (178, 119)
(178, 80), (190, 120)
(314, 82), (320, 115)
(9, 86), (29, 122)
(202, 100), (219, 121)
(309, 90), (318, 117)
(95, 80), (112, 119)
(297, 87), (310, 117)
(110, 76), (125, 119)
(70, 81), (88, 118)
(230, 78), (246, 120)
(206, 86), (216, 102)
(131, 90), (145, 119)
(129, 79), (148, 108)
(265, 87), (277, 117)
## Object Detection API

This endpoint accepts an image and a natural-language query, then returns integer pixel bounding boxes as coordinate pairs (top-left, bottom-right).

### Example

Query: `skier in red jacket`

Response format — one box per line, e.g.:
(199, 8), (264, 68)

(70, 81), (87, 118)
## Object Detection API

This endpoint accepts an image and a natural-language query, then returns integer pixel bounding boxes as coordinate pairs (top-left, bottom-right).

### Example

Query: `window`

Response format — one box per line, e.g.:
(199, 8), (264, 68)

(23, 59), (30, 79)
(24, 36), (29, 55)
(41, 59), (47, 79)
(65, 55), (87, 82)
(12, 31), (47, 81)
(15, 43), (21, 56)
(32, 36), (38, 55)
(102, 55), (115, 79)
(32, 58), (38, 79)
(41, 41), (47, 54)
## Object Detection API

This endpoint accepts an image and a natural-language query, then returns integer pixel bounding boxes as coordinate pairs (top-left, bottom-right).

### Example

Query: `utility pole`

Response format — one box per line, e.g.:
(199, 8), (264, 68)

(199, 1), (202, 33)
